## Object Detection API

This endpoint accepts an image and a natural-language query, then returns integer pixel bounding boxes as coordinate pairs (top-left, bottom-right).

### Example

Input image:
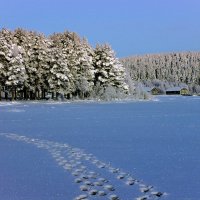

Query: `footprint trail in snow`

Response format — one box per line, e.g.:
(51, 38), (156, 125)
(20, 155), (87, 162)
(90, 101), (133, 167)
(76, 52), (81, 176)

(0, 133), (167, 200)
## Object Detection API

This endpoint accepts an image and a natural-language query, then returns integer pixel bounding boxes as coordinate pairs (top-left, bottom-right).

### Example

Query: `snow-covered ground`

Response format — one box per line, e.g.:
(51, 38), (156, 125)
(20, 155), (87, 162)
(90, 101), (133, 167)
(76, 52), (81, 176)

(0, 96), (200, 200)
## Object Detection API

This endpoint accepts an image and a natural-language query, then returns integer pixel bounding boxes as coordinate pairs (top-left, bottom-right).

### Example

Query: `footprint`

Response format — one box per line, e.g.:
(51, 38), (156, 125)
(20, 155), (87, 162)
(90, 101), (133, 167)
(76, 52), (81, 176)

(0, 133), (166, 200)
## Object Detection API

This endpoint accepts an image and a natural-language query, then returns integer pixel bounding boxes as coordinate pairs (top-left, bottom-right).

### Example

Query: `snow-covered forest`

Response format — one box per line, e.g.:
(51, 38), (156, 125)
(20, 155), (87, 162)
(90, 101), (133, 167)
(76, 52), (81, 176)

(0, 28), (129, 101)
(1, 28), (200, 101)
(121, 52), (200, 93)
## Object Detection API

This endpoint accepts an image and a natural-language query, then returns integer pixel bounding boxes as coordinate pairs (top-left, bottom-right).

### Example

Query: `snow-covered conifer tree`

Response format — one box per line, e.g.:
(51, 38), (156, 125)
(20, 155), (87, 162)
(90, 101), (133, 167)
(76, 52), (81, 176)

(50, 32), (95, 99)
(13, 29), (51, 99)
(27, 32), (51, 99)
(74, 38), (95, 98)
(6, 44), (27, 100)
(93, 44), (129, 98)
(49, 32), (76, 98)
(0, 29), (27, 100)
(0, 29), (10, 100)
(15, 29), (51, 98)
(48, 43), (74, 99)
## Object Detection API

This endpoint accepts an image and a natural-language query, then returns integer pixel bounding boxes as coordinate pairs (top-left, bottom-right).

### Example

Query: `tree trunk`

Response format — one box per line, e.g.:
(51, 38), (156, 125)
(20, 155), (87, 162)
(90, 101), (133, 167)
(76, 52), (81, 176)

(23, 88), (26, 100)
(42, 89), (45, 99)
(19, 90), (23, 100)
(5, 90), (8, 100)
(30, 91), (32, 100)
(43, 89), (46, 99)
(23, 87), (28, 100)
(30, 91), (34, 100)
(14, 87), (17, 100)
(56, 92), (59, 100)
(35, 89), (38, 99)
(0, 86), (1, 101)
(11, 86), (15, 101)
(38, 90), (41, 99)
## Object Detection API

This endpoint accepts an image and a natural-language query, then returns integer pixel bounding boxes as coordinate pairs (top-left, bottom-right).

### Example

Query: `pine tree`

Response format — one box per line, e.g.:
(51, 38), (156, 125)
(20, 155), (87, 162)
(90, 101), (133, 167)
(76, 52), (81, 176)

(26, 31), (51, 99)
(50, 32), (95, 99)
(74, 38), (95, 98)
(0, 29), (10, 100)
(0, 29), (27, 100)
(13, 29), (51, 99)
(50, 32), (76, 98)
(93, 44), (129, 97)
(48, 43), (73, 99)
(6, 44), (27, 100)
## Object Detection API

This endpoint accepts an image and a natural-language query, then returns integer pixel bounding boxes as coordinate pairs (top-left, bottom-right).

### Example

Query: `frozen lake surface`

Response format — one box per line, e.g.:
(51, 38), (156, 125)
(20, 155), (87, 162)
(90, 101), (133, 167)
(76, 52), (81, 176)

(0, 96), (200, 200)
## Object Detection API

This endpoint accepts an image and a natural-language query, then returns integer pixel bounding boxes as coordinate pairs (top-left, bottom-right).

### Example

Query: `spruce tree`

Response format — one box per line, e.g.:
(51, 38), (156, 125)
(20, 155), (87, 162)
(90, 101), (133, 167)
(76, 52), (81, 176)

(93, 44), (129, 96)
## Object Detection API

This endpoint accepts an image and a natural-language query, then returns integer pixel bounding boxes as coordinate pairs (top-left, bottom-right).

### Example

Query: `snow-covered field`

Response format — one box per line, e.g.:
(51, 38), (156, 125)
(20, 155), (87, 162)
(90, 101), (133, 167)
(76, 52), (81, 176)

(0, 96), (200, 200)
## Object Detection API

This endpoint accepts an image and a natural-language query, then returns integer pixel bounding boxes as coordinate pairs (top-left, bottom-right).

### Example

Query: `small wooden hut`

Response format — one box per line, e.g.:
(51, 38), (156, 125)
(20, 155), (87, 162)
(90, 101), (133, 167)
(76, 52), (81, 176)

(166, 87), (189, 95)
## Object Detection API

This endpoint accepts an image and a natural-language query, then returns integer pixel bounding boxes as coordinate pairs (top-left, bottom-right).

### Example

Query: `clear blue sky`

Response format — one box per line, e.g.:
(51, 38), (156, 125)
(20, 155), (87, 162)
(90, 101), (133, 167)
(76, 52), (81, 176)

(1, 0), (200, 57)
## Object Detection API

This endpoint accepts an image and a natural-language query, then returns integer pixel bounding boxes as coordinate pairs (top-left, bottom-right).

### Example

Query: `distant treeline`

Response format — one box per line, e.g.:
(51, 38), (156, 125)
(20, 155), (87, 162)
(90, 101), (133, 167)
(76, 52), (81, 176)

(121, 52), (200, 93)
(0, 28), (129, 101)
